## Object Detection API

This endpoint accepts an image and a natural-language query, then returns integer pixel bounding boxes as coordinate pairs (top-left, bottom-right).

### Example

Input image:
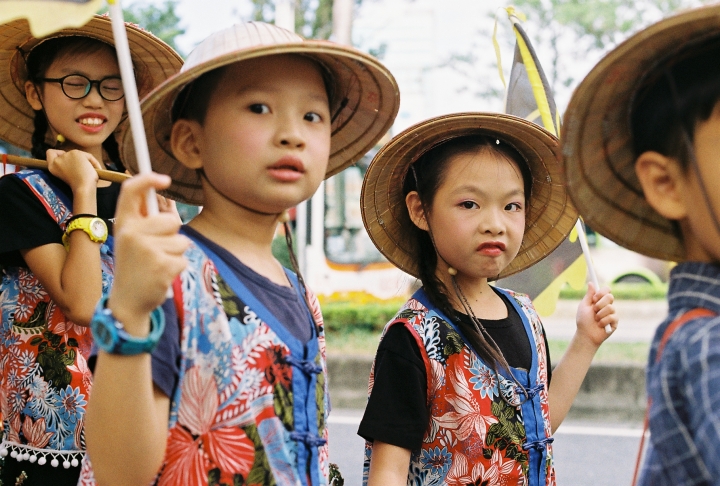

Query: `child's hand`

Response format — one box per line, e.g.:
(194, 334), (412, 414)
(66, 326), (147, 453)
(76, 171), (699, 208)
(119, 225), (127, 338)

(108, 173), (190, 334)
(575, 283), (618, 346)
(46, 149), (102, 193)
(156, 193), (183, 225)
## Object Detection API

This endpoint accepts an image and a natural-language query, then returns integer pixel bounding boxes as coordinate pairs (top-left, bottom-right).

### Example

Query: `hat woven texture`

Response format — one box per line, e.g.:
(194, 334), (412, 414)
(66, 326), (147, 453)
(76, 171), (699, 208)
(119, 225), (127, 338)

(123, 21), (400, 205)
(0, 15), (183, 152)
(361, 112), (578, 279)
(562, 4), (720, 262)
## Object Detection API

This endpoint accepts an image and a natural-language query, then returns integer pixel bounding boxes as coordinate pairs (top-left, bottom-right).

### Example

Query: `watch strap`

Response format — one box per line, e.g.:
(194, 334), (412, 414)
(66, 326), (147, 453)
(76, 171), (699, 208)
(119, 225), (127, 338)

(91, 296), (166, 355)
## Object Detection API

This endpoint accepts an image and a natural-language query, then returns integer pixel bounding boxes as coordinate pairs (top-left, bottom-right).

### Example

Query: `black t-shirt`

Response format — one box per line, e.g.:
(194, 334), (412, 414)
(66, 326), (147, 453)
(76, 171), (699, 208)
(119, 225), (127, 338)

(0, 171), (120, 267)
(150, 226), (315, 398)
(357, 290), (552, 450)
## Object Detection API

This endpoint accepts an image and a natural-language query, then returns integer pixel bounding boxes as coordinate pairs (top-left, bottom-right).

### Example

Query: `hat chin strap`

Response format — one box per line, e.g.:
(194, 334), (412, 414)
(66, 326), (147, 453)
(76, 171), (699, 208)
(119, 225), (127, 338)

(198, 168), (287, 221)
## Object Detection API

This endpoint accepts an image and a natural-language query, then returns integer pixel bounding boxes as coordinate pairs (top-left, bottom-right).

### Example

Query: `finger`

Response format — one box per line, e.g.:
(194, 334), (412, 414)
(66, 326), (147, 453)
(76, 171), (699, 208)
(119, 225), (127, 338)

(45, 149), (65, 164)
(594, 303), (616, 321)
(115, 173), (172, 221)
(583, 282), (596, 304)
(594, 293), (615, 311)
(84, 153), (104, 171)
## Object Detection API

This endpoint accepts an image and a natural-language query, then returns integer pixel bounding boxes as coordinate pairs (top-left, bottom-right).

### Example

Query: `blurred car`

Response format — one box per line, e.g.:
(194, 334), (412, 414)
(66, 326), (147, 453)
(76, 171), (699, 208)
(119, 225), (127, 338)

(589, 234), (672, 286)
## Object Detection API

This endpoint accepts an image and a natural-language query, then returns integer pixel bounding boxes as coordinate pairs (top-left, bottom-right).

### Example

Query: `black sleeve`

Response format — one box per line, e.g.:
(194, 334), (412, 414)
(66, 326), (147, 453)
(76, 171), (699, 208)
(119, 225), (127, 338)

(0, 174), (64, 266)
(542, 325), (552, 385)
(151, 297), (182, 398)
(357, 324), (429, 451)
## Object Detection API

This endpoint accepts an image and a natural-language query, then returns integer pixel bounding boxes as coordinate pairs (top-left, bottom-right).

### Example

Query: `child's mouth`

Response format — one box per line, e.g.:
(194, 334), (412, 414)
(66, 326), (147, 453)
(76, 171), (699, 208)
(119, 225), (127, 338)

(477, 242), (506, 256)
(77, 116), (106, 133)
(268, 157), (305, 182)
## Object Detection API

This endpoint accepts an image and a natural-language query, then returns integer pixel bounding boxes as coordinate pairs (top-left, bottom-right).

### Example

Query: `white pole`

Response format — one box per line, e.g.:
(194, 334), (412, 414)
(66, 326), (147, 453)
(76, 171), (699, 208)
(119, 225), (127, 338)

(575, 219), (612, 334)
(332, 0), (353, 45)
(107, 0), (158, 215)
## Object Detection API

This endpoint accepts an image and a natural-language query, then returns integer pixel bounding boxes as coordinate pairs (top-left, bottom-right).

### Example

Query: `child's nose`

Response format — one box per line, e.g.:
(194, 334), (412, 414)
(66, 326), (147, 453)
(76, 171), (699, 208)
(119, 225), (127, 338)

(482, 208), (505, 234)
(276, 117), (305, 148)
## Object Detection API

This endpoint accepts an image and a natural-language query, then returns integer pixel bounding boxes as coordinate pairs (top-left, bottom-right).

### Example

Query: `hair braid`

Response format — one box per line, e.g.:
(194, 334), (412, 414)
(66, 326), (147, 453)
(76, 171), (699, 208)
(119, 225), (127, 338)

(30, 111), (51, 160)
(102, 135), (126, 173)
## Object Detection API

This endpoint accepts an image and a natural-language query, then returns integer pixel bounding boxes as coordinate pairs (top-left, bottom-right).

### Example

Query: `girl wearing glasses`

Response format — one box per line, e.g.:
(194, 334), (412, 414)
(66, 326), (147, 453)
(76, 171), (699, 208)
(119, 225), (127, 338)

(0, 16), (181, 486)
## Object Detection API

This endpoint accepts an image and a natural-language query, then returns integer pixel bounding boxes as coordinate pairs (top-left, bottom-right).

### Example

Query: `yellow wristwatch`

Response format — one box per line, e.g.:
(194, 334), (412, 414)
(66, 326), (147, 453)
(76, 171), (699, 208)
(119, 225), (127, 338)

(62, 216), (108, 250)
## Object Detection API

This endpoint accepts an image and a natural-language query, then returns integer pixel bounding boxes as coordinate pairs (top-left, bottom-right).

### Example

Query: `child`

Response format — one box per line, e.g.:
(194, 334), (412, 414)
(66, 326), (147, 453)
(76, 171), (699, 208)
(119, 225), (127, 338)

(0, 15), (181, 485)
(561, 5), (720, 484)
(358, 113), (618, 485)
(82, 22), (399, 485)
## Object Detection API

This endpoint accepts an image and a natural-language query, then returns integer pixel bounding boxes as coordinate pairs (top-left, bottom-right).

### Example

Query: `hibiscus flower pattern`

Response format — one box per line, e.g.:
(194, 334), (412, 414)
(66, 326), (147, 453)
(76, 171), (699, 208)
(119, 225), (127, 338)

(0, 171), (113, 470)
(78, 243), (331, 486)
(363, 290), (556, 486)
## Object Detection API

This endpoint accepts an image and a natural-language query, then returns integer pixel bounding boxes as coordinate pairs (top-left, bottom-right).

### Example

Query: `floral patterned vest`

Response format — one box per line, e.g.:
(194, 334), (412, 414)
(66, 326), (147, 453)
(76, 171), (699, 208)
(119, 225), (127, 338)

(363, 288), (555, 486)
(0, 170), (114, 467)
(137, 239), (328, 486)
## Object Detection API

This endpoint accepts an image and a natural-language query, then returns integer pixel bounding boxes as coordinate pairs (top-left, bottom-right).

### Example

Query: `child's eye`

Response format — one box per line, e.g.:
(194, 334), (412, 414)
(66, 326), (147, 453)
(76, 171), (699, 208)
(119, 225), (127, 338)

(249, 104), (270, 114)
(505, 202), (523, 212)
(460, 201), (478, 209)
(304, 112), (322, 123)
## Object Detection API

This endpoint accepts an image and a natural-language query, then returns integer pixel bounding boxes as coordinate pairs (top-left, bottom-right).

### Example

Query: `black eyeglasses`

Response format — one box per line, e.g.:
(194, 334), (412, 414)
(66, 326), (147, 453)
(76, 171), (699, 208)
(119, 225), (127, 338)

(37, 74), (125, 102)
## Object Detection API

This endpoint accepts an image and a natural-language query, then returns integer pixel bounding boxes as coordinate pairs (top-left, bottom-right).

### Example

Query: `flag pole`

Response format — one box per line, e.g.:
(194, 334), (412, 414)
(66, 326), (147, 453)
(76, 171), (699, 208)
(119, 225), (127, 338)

(107, 0), (158, 215)
(575, 219), (612, 334)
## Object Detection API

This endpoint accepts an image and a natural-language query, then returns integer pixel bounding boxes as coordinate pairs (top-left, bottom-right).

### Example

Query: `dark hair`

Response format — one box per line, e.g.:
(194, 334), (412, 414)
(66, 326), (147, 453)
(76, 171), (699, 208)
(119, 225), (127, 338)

(26, 36), (125, 171)
(631, 35), (720, 170)
(402, 134), (532, 370)
(172, 54), (338, 125)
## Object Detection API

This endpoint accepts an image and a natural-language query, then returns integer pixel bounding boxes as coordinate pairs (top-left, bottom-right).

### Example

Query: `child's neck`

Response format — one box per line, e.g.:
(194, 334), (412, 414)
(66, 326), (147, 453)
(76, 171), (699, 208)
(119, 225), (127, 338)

(439, 272), (507, 320)
(188, 202), (290, 287)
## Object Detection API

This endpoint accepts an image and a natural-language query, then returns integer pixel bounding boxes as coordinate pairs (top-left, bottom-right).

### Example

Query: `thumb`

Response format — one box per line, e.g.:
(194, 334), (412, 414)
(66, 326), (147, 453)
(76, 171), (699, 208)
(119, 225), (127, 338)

(583, 281), (596, 305)
(115, 172), (172, 221)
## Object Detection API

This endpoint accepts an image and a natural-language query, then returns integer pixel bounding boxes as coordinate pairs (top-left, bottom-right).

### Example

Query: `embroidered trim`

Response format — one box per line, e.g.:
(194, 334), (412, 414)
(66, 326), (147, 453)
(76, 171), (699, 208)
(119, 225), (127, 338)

(0, 441), (84, 469)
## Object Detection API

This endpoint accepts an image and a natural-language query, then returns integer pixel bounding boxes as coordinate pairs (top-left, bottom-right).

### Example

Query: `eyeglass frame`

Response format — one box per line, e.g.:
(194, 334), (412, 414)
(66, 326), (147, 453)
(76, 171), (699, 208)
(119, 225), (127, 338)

(36, 74), (125, 102)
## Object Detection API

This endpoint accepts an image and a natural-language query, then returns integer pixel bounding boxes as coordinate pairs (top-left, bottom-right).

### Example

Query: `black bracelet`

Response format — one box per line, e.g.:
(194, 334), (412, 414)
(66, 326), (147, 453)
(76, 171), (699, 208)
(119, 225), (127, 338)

(65, 213), (98, 227)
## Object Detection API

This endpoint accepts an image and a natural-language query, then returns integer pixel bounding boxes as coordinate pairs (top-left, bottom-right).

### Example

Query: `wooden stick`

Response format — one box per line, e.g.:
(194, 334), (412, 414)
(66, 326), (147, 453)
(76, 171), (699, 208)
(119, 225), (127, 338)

(2, 154), (131, 184)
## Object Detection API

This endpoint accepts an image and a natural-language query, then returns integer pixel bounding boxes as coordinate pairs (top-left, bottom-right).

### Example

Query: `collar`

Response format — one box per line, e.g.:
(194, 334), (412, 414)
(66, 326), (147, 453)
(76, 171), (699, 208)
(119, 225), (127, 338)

(667, 261), (720, 316)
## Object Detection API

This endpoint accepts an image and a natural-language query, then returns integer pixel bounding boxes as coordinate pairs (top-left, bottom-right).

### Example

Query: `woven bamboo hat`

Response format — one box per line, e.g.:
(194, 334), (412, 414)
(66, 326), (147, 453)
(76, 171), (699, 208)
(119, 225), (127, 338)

(0, 14), (183, 152)
(122, 21), (400, 205)
(561, 4), (720, 262)
(361, 113), (578, 279)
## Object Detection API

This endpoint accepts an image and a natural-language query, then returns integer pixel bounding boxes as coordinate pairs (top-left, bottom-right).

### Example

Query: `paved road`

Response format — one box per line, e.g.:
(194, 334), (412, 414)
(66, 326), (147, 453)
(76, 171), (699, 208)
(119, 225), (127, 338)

(328, 410), (644, 485)
(542, 299), (667, 342)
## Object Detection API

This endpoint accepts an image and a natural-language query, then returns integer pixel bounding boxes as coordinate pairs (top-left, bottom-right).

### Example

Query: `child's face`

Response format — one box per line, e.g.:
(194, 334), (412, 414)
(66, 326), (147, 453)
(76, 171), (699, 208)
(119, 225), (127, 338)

(422, 149), (527, 281)
(681, 107), (720, 263)
(192, 54), (331, 215)
(25, 46), (124, 154)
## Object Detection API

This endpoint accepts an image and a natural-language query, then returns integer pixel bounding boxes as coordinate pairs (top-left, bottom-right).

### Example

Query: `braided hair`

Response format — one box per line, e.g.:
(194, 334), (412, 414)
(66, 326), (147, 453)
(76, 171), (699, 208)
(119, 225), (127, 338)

(25, 36), (125, 171)
(402, 134), (532, 372)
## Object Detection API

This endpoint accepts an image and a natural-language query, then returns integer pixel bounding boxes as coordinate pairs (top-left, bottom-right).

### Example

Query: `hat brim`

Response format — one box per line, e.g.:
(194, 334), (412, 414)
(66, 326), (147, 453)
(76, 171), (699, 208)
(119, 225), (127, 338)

(0, 15), (183, 152)
(561, 4), (720, 262)
(122, 40), (400, 205)
(361, 113), (578, 280)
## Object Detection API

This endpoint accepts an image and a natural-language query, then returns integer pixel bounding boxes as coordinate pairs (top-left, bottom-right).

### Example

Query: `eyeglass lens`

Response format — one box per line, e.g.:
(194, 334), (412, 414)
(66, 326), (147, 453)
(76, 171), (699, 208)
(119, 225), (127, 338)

(61, 75), (124, 101)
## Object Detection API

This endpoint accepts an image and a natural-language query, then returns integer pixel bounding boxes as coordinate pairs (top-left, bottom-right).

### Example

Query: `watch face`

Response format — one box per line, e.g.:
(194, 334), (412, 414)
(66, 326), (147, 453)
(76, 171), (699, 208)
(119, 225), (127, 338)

(91, 219), (107, 238)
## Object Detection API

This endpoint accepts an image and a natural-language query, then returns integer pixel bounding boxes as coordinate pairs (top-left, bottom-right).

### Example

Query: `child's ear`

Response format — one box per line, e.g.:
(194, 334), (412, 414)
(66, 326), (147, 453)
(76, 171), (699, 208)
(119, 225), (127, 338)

(635, 151), (688, 220)
(25, 81), (43, 111)
(406, 191), (429, 231)
(170, 119), (204, 170)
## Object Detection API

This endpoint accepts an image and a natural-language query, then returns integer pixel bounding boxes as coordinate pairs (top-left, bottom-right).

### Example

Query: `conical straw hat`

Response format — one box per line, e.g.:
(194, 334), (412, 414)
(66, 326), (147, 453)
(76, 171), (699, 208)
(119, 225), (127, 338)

(0, 14), (183, 152)
(361, 112), (578, 279)
(562, 4), (720, 262)
(122, 22), (400, 205)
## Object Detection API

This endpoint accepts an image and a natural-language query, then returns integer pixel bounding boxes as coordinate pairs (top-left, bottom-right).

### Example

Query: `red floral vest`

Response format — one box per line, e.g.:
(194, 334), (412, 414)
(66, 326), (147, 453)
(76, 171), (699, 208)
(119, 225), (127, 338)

(363, 288), (555, 486)
(0, 170), (114, 468)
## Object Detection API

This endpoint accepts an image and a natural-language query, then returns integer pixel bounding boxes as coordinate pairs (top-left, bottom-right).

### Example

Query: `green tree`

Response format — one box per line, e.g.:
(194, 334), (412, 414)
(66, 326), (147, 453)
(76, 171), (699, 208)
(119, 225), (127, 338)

(100, 0), (185, 55)
(249, 0), (362, 40)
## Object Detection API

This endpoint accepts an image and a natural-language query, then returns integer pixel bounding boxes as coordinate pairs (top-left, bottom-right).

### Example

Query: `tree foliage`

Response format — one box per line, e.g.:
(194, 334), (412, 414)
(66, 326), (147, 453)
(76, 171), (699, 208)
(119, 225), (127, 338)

(100, 0), (185, 55)
(249, 0), (362, 39)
